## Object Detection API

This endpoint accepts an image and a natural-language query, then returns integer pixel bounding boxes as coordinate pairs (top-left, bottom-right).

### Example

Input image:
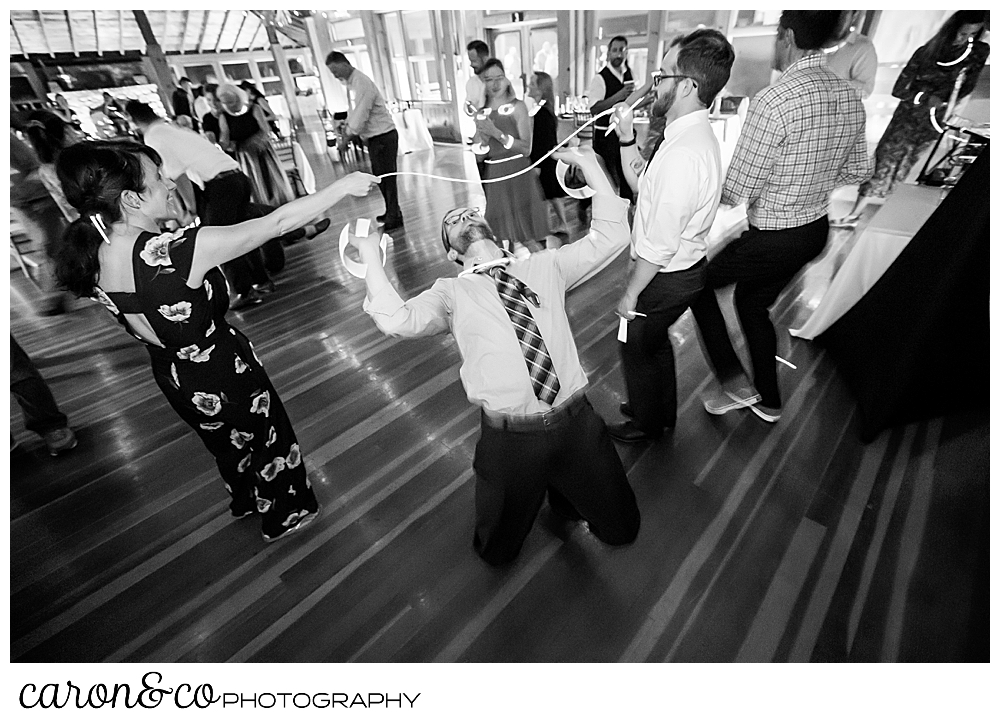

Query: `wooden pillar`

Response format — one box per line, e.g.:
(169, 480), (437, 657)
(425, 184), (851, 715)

(265, 24), (302, 127)
(303, 13), (347, 114)
(556, 10), (572, 99)
(133, 10), (176, 114)
(438, 10), (462, 142)
(646, 10), (664, 79)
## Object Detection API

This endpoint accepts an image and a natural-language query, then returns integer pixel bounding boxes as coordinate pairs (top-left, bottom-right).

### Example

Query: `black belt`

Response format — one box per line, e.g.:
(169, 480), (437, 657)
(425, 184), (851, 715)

(481, 390), (589, 432)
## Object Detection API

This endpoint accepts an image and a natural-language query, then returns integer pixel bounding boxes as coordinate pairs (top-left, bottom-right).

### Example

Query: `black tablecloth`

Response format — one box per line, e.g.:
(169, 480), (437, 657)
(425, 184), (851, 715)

(818, 148), (989, 442)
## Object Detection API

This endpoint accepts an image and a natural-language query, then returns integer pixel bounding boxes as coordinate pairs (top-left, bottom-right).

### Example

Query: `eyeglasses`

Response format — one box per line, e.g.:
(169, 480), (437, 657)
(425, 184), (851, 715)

(443, 207), (481, 228)
(651, 72), (696, 88)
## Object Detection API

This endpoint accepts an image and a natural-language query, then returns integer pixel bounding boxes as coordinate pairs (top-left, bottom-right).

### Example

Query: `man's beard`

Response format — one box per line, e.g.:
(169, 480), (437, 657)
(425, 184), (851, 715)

(456, 221), (496, 253)
(610, 55), (623, 68)
(650, 87), (676, 118)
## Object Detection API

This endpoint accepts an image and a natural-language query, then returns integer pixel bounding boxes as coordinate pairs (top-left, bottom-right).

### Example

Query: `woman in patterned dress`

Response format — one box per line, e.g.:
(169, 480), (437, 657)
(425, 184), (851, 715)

(54, 139), (377, 542)
(474, 58), (552, 254)
(835, 11), (989, 225)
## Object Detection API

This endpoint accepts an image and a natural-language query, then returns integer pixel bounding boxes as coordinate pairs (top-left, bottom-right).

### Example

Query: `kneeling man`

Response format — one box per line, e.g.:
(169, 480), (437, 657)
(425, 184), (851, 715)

(350, 148), (641, 565)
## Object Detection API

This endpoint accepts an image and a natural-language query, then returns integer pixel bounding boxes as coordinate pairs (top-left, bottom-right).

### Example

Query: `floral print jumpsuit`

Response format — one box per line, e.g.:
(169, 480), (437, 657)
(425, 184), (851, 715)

(96, 227), (318, 539)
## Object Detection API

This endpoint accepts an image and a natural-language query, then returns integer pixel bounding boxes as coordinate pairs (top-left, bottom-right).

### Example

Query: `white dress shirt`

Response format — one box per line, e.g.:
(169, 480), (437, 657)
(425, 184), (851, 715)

(632, 109), (722, 272)
(363, 195), (631, 414)
(586, 64), (627, 108)
(142, 121), (238, 189)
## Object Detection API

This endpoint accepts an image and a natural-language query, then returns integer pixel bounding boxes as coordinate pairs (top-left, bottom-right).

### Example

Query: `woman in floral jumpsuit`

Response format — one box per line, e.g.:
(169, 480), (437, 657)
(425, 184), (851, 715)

(54, 140), (377, 542)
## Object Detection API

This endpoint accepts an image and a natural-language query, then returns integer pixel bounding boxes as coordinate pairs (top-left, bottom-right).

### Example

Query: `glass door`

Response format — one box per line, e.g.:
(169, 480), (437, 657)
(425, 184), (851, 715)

(492, 30), (524, 99)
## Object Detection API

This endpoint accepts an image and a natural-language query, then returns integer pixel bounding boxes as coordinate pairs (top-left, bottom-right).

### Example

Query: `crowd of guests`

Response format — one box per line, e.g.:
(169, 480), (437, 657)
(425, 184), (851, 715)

(10, 11), (989, 561)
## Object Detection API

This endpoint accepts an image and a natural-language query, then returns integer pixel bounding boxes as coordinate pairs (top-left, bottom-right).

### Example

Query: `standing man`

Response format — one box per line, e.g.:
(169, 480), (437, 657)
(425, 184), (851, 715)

(466, 39), (491, 179)
(172, 77), (199, 132)
(348, 147), (640, 566)
(325, 51), (404, 232)
(586, 35), (634, 200)
(690, 11), (872, 424)
(199, 83), (223, 146)
(825, 10), (878, 99)
(607, 29), (735, 443)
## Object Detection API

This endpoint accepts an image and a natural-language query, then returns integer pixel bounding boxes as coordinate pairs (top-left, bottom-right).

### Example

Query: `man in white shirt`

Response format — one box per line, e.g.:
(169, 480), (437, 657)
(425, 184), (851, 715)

(825, 10), (878, 99)
(326, 51), (403, 231)
(127, 101), (325, 307)
(587, 35), (635, 199)
(466, 39), (489, 112)
(348, 147), (640, 566)
(608, 29), (736, 443)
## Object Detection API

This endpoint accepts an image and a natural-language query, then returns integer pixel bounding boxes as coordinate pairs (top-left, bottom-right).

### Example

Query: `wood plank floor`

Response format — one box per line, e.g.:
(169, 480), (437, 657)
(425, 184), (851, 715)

(8, 139), (988, 663)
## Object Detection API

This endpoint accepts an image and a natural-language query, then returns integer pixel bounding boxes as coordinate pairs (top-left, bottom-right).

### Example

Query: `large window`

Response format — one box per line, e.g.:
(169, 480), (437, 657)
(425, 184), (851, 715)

(221, 62), (252, 82)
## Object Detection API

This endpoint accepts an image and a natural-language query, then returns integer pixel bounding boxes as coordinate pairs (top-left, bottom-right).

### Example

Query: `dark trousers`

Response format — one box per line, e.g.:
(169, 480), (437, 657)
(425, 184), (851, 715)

(10, 335), (67, 436)
(592, 131), (633, 202)
(621, 259), (707, 434)
(367, 129), (401, 223)
(691, 217), (829, 408)
(472, 398), (640, 566)
(198, 171), (283, 294)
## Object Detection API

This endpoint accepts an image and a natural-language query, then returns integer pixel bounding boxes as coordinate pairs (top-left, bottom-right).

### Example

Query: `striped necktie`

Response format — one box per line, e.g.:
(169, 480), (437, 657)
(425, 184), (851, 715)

(488, 267), (560, 405)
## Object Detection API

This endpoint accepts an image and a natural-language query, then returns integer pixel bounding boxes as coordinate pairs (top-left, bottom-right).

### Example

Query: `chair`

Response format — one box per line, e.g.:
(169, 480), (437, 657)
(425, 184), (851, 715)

(10, 217), (43, 291)
(272, 133), (307, 198)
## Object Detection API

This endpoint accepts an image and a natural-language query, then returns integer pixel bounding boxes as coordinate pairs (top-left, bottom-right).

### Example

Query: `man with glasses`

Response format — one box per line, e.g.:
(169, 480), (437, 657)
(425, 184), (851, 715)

(690, 11), (871, 424)
(605, 29), (735, 444)
(587, 35), (635, 200)
(347, 147), (640, 566)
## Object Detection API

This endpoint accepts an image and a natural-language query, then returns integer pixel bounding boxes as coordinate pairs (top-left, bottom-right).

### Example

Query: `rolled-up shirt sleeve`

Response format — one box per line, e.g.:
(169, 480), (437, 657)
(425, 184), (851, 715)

(633, 149), (700, 268)
(363, 278), (453, 338)
(554, 193), (631, 288)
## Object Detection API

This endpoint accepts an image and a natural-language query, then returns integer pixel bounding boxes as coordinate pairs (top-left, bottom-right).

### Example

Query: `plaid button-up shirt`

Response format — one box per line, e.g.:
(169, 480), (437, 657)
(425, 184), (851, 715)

(723, 53), (872, 230)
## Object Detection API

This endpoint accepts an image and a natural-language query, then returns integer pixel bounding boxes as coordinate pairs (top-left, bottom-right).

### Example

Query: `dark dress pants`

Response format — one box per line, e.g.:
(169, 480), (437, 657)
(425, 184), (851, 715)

(11, 335), (67, 436)
(690, 217), (829, 408)
(367, 129), (401, 224)
(199, 171), (274, 294)
(621, 259), (706, 434)
(472, 398), (640, 566)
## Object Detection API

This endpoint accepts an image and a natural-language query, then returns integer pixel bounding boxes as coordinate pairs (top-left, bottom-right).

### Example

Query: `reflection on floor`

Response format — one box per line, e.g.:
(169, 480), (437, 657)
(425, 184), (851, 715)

(9, 140), (987, 662)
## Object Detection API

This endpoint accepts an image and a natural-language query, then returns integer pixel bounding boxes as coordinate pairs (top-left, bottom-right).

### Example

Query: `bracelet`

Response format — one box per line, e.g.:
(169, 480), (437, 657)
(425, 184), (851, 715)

(619, 136), (637, 147)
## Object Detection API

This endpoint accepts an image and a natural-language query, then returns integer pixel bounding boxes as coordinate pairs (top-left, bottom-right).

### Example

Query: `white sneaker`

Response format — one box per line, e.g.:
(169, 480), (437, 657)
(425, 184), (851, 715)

(703, 387), (761, 415)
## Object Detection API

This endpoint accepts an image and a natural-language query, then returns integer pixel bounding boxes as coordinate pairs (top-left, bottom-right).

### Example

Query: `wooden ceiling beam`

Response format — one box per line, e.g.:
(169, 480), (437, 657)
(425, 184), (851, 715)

(180, 10), (191, 52)
(11, 18), (27, 57)
(213, 10), (230, 54)
(64, 10), (79, 57)
(94, 10), (102, 56)
(231, 12), (248, 53)
(196, 10), (210, 54)
(119, 10), (125, 55)
(247, 15), (263, 51)
(35, 10), (53, 57)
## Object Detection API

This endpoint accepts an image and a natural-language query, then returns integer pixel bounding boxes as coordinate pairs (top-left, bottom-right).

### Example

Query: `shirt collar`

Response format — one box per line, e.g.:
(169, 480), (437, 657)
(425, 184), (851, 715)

(662, 108), (711, 143)
(781, 52), (827, 78)
(605, 63), (627, 81)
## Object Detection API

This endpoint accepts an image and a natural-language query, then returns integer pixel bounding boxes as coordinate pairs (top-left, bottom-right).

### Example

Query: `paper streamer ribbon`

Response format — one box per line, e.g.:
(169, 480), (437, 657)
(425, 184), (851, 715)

(339, 223), (389, 278)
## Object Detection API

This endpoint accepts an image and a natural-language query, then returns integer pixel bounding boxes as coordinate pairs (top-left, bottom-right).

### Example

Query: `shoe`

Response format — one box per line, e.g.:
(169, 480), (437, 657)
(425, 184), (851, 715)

(376, 213), (387, 223)
(749, 402), (781, 423)
(620, 402), (634, 418)
(262, 507), (321, 543)
(608, 420), (661, 444)
(43, 427), (77, 457)
(381, 217), (404, 232)
(229, 289), (264, 311)
(252, 281), (277, 295)
(304, 217), (331, 239)
(703, 386), (761, 415)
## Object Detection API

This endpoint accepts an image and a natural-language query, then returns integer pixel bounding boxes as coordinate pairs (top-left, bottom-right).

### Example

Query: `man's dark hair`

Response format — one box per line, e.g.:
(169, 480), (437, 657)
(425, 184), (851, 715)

(467, 39), (489, 57)
(608, 35), (628, 50)
(124, 100), (160, 126)
(325, 50), (350, 67)
(179, 77), (191, 84)
(204, 83), (218, 98)
(778, 10), (844, 51)
(674, 28), (736, 108)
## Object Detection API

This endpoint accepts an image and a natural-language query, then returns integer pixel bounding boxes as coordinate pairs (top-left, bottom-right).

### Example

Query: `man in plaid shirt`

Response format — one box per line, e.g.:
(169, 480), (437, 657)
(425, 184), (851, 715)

(691, 10), (872, 423)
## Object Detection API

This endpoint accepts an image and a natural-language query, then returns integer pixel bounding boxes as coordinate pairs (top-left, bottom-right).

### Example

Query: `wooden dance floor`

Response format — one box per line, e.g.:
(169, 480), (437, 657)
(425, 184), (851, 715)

(9, 141), (987, 663)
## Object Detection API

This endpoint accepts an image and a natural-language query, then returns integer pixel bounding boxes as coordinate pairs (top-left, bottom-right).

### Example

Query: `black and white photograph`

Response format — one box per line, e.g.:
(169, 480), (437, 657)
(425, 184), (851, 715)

(7, 5), (992, 718)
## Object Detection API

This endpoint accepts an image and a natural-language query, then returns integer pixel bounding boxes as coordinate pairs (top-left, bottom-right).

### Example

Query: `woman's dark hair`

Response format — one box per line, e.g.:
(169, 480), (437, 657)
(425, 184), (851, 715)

(532, 71), (556, 113)
(927, 10), (989, 59)
(55, 140), (162, 297)
(25, 109), (71, 164)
